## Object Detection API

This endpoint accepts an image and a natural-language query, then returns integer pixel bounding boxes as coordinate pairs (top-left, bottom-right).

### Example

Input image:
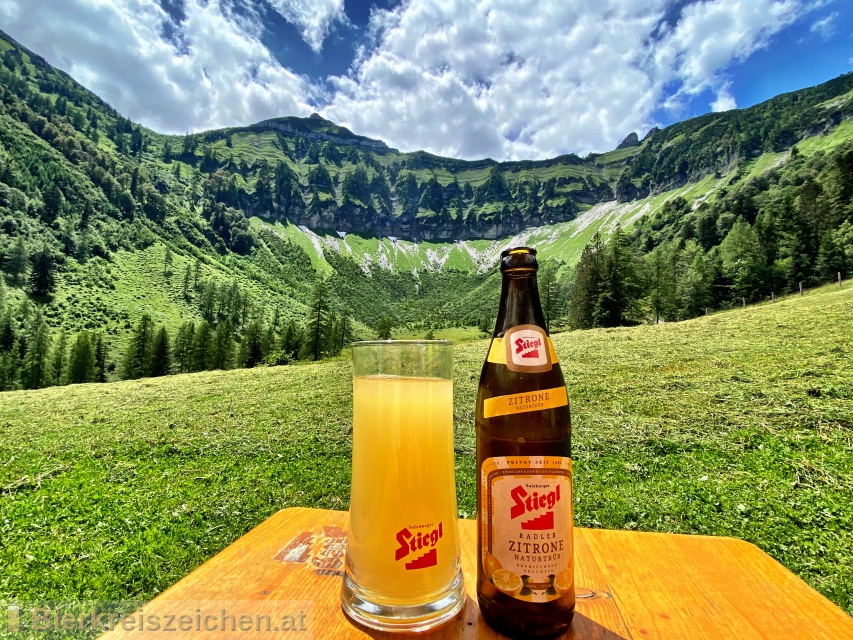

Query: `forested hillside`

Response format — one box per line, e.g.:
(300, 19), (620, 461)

(0, 27), (851, 393)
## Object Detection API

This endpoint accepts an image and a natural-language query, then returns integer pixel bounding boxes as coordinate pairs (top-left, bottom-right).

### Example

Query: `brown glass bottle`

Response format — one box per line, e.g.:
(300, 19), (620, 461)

(476, 247), (574, 638)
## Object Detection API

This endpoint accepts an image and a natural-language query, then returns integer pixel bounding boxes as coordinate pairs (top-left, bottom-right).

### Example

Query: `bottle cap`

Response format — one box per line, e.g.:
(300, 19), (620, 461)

(500, 246), (538, 272)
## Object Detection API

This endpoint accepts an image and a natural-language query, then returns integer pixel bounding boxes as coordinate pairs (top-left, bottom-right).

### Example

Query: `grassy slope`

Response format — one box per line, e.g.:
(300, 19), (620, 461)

(0, 284), (850, 615)
(42, 242), (310, 369)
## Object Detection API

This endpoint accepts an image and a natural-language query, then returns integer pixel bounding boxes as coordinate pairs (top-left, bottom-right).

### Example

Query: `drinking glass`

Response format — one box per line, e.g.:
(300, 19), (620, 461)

(341, 340), (464, 632)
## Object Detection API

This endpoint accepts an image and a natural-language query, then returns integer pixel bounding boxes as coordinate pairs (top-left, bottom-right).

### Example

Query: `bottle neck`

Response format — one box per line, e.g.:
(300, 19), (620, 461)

(493, 270), (548, 338)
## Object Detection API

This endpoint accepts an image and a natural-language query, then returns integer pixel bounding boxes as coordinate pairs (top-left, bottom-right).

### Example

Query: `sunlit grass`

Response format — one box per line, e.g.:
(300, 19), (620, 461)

(1, 284), (850, 615)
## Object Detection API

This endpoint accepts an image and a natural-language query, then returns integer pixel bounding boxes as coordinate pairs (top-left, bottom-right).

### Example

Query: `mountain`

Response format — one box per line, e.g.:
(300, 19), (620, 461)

(0, 28), (851, 388)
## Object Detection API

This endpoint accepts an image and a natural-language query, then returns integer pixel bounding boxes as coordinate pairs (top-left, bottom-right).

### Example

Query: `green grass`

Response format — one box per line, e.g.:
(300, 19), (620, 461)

(394, 326), (489, 343)
(1, 284), (851, 617)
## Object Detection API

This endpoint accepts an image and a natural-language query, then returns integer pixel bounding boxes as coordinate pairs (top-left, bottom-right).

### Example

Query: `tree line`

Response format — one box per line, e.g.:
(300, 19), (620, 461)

(559, 142), (852, 329)
(0, 283), (109, 390)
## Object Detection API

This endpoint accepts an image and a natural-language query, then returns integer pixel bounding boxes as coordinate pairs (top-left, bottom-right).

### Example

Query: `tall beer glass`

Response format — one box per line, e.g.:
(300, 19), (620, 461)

(342, 340), (464, 632)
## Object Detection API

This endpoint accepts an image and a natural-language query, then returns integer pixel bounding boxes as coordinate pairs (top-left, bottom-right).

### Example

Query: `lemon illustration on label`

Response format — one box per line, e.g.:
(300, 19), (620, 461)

(483, 553), (502, 577)
(554, 568), (573, 595)
(492, 569), (523, 597)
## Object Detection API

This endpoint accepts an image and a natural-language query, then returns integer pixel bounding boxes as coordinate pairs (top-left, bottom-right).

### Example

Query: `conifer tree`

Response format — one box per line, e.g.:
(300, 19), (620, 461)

(241, 320), (265, 368)
(338, 308), (353, 350)
(568, 233), (604, 330)
(68, 331), (96, 384)
(5, 236), (28, 284)
(279, 320), (301, 361)
(173, 321), (195, 373)
(597, 226), (642, 326)
(21, 313), (51, 390)
(643, 244), (674, 323)
(123, 314), (154, 379)
(375, 315), (393, 340)
(51, 328), (68, 385)
(212, 320), (234, 370)
(150, 326), (171, 377)
(538, 263), (561, 332)
(29, 246), (56, 297)
(163, 246), (173, 278)
(182, 264), (191, 300)
(191, 320), (213, 371)
(93, 332), (108, 382)
(817, 231), (847, 281)
(302, 279), (330, 361)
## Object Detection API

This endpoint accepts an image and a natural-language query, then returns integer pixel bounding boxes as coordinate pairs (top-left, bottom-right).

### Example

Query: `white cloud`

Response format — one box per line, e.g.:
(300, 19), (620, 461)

(0, 0), (824, 159)
(0, 0), (316, 133)
(711, 85), (738, 112)
(324, 0), (811, 159)
(266, 0), (346, 53)
(809, 12), (838, 40)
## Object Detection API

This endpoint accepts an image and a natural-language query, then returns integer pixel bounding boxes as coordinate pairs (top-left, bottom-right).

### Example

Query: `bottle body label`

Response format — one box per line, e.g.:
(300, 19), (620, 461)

(480, 456), (573, 602)
(486, 324), (558, 373)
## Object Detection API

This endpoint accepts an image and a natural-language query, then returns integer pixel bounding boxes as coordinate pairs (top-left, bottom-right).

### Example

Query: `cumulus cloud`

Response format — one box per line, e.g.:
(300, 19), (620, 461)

(0, 0), (823, 159)
(711, 85), (738, 112)
(809, 12), (838, 40)
(266, 0), (346, 53)
(0, 0), (316, 133)
(324, 0), (810, 159)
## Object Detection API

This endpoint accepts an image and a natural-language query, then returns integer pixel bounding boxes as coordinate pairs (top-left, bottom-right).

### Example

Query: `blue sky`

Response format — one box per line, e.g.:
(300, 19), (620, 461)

(0, 0), (850, 160)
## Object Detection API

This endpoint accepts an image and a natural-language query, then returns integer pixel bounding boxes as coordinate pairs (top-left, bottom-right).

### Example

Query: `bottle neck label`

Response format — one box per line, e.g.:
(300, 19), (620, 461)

(487, 324), (557, 373)
(483, 386), (568, 419)
(480, 456), (574, 603)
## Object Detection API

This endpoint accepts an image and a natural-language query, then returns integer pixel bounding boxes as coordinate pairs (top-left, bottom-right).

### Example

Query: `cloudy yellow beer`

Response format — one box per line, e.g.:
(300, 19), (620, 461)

(346, 375), (460, 605)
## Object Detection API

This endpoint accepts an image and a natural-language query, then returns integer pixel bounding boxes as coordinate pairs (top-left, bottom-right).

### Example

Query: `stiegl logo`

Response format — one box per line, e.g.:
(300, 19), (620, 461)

(507, 327), (549, 369)
(514, 335), (543, 359)
(510, 485), (561, 530)
(395, 523), (443, 570)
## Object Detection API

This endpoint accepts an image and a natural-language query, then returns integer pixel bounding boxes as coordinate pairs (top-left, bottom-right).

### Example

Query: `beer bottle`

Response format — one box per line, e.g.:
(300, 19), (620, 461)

(476, 246), (574, 637)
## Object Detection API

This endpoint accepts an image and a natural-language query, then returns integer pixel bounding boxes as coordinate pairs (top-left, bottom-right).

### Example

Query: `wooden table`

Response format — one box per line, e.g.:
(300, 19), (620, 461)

(100, 507), (852, 639)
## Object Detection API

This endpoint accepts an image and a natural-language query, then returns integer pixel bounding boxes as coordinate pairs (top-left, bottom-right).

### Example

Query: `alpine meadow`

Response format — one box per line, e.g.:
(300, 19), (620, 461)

(0, 15), (852, 631)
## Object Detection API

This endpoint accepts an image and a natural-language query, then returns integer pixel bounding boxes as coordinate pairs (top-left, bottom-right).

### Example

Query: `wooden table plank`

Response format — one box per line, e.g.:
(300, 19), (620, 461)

(98, 507), (853, 639)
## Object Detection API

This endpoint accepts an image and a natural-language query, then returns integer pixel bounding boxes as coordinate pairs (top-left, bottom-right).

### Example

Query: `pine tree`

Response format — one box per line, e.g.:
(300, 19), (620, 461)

(338, 308), (353, 350)
(597, 226), (642, 326)
(263, 323), (277, 360)
(279, 320), (301, 361)
(643, 244), (675, 323)
(191, 320), (213, 371)
(241, 320), (265, 368)
(123, 314), (154, 379)
(375, 315), (393, 340)
(21, 313), (51, 390)
(93, 332), (108, 382)
(677, 248), (713, 318)
(302, 279), (330, 361)
(193, 258), (201, 290)
(68, 331), (96, 384)
(720, 218), (765, 301)
(212, 320), (234, 370)
(150, 326), (171, 376)
(51, 329), (68, 385)
(568, 233), (605, 330)
(182, 264), (191, 300)
(817, 231), (847, 281)
(538, 263), (561, 332)
(163, 246), (173, 278)
(29, 246), (56, 297)
(173, 321), (195, 373)
(0, 349), (19, 391)
(5, 236), (28, 284)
